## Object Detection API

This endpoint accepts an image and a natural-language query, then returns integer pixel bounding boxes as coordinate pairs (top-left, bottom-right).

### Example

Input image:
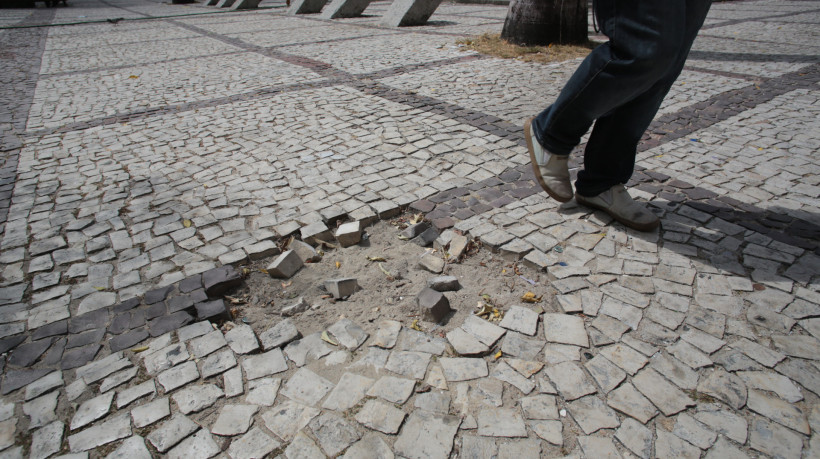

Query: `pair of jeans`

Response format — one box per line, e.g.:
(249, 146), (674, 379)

(532, 0), (712, 197)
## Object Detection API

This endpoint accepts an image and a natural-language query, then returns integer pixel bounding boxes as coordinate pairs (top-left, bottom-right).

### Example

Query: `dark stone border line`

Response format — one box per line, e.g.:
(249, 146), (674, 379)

(0, 264), (244, 391)
(0, 9), (56, 232)
(682, 65), (760, 81)
(27, 78), (341, 136)
(40, 50), (247, 79)
(700, 7), (820, 30)
(688, 50), (819, 63)
(639, 62), (819, 152)
(267, 10), (481, 38)
(699, 31), (820, 50)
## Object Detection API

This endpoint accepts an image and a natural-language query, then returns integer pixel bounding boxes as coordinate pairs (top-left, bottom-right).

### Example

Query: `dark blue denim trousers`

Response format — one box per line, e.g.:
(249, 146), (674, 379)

(532, 0), (712, 197)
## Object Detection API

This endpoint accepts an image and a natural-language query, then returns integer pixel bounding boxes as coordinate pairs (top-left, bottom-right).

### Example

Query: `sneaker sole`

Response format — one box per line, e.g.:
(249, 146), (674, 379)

(575, 194), (660, 232)
(524, 117), (572, 203)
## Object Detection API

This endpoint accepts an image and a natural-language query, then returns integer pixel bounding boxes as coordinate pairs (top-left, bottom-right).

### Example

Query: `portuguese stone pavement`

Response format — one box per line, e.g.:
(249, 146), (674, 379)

(0, 0), (818, 457)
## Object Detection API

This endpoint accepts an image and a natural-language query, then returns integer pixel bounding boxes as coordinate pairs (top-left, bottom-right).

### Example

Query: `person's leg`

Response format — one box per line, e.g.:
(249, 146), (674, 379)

(532, 0), (688, 156)
(575, 0), (713, 197)
(526, 0), (688, 204)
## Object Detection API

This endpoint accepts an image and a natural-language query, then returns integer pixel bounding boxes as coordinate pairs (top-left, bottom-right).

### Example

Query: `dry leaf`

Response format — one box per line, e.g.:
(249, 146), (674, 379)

(321, 331), (338, 346)
(131, 345), (149, 353)
(410, 319), (422, 331)
(367, 256), (387, 262)
(281, 281), (293, 288)
(378, 263), (393, 280)
(259, 268), (269, 275)
(128, 75), (139, 79)
(521, 292), (542, 303)
(183, 219), (192, 228)
(335, 261), (341, 269)
(494, 350), (502, 360)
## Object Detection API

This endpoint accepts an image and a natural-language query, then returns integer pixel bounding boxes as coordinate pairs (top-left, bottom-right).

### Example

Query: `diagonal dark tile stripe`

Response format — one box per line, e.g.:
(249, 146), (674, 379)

(0, 9), (56, 228)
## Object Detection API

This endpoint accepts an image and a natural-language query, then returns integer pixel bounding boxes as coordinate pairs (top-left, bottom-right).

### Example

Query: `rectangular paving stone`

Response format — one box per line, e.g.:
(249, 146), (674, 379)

(132, 396), (171, 428)
(68, 413), (131, 452)
(649, 353), (699, 390)
(747, 389), (810, 434)
(177, 321), (213, 342)
(632, 368), (695, 416)
(585, 354), (627, 394)
(310, 411), (361, 456)
(367, 375), (415, 404)
(116, 380), (156, 409)
(385, 350), (431, 379)
(281, 368), (334, 406)
(569, 395), (621, 435)
(262, 400), (320, 441)
(321, 372), (373, 411)
(500, 332), (545, 360)
(370, 320), (402, 349)
(258, 318), (300, 350)
(24, 391), (59, 429)
(543, 313), (589, 347)
(30, 420), (63, 459)
(144, 343), (189, 375)
(227, 426), (280, 459)
(598, 343), (649, 375)
(200, 348), (237, 378)
(354, 399), (406, 434)
(606, 382), (658, 424)
(211, 404), (259, 436)
(544, 361), (597, 401)
(499, 306), (539, 336)
(25, 371), (63, 401)
(71, 391), (114, 430)
(245, 377), (280, 406)
(615, 418), (653, 458)
(166, 429), (220, 459)
(188, 330), (227, 359)
(477, 408), (527, 437)
(157, 360), (200, 392)
(75, 352), (130, 383)
(440, 357), (488, 382)
(394, 411), (460, 459)
(490, 361), (534, 394)
(672, 413), (717, 450)
(224, 324), (259, 354)
(395, 328), (447, 355)
(520, 394), (558, 420)
(171, 384), (223, 414)
(241, 348), (288, 380)
(147, 413), (200, 453)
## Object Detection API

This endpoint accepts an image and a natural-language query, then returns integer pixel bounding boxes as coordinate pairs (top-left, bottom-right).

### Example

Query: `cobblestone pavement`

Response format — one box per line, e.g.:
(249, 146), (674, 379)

(1, 0), (819, 457)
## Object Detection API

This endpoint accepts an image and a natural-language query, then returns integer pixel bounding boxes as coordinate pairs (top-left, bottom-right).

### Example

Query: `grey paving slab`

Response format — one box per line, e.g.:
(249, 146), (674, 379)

(262, 400), (320, 441)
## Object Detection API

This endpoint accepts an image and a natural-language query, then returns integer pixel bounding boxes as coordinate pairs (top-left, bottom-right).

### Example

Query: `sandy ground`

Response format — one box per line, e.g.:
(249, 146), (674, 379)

(233, 216), (559, 345)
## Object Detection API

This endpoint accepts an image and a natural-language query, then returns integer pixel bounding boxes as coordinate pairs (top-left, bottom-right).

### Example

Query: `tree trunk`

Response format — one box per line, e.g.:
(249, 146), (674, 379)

(501, 0), (588, 46)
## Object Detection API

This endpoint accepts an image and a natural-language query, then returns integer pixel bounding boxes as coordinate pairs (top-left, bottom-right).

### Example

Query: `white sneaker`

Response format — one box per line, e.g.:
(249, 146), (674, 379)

(575, 185), (660, 231)
(525, 117), (573, 202)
